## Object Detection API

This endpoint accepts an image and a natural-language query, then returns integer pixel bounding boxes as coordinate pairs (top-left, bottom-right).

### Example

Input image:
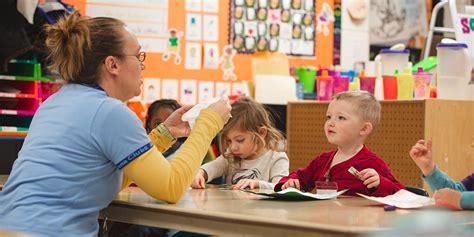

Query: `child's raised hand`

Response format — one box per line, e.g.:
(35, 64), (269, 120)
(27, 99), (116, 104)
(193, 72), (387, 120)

(434, 188), (462, 209)
(358, 168), (380, 189)
(282, 178), (300, 190)
(409, 139), (435, 176)
(231, 179), (259, 190)
(191, 169), (207, 189)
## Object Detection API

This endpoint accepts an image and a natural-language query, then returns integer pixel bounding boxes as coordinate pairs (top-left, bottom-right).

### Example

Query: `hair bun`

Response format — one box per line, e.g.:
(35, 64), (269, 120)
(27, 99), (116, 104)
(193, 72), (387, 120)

(45, 14), (91, 82)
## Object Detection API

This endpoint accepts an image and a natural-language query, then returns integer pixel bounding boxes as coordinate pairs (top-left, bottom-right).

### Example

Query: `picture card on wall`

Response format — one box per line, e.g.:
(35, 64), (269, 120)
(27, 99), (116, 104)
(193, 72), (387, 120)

(198, 81), (215, 103)
(185, 42), (202, 70)
(203, 43), (219, 69)
(180, 79), (198, 105)
(203, 0), (219, 13)
(161, 79), (179, 100)
(186, 0), (202, 12)
(215, 82), (231, 97)
(186, 14), (202, 41)
(231, 82), (243, 96)
(203, 14), (219, 41)
(143, 78), (161, 102)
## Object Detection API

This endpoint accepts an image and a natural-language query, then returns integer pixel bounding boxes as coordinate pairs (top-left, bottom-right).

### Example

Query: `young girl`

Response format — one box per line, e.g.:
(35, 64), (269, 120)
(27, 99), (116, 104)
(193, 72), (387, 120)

(191, 97), (289, 190)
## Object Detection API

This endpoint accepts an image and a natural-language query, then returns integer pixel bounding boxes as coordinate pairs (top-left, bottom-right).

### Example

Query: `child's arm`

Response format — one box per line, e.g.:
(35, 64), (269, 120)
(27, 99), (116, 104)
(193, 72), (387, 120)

(268, 154), (290, 182)
(460, 192), (474, 210)
(423, 166), (468, 192)
(200, 155), (229, 184)
(191, 169), (208, 189)
(429, 172), (473, 210)
(252, 154), (290, 190)
(274, 155), (322, 191)
(365, 161), (405, 197)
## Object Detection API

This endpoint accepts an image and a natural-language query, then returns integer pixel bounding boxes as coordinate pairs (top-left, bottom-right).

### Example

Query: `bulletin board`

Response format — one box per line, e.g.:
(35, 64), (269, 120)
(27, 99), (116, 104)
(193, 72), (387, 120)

(64, 0), (334, 107)
(229, 0), (316, 56)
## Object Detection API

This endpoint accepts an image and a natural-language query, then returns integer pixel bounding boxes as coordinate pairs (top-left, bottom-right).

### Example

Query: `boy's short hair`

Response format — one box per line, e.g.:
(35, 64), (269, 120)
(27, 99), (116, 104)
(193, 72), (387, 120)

(333, 91), (381, 130)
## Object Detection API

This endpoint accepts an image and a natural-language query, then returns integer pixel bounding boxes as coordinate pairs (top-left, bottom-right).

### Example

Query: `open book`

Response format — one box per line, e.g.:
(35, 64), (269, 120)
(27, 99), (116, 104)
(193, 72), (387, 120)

(357, 189), (438, 209)
(244, 188), (348, 201)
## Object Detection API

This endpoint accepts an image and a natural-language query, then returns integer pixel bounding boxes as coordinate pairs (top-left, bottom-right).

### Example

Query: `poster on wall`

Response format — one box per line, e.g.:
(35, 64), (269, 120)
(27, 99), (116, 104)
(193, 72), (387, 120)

(185, 42), (202, 70)
(204, 43), (219, 69)
(198, 81), (215, 103)
(180, 79), (198, 105)
(369, 0), (427, 45)
(232, 82), (244, 96)
(228, 0), (316, 56)
(161, 79), (179, 100)
(186, 13), (203, 41)
(215, 82), (231, 97)
(203, 0), (219, 13)
(455, 14), (474, 68)
(186, 0), (202, 11)
(86, 0), (169, 53)
(162, 28), (184, 65)
(203, 14), (219, 41)
(143, 78), (161, 102)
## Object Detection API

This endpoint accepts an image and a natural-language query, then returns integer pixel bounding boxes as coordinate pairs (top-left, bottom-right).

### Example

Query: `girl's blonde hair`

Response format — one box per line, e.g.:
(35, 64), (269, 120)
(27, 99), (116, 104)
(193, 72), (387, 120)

(219, 97), (285, 164)
(44, 14), (126, 84)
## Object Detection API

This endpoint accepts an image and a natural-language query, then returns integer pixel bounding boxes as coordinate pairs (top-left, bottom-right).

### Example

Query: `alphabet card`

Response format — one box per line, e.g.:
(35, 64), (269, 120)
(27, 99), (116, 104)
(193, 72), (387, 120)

(185, 42), (202, 70)
(203, 43), (219, 69)
(161, 79), (179, 100)
(198, 81), (215, 103)
(180, 79), (198, 105)
(186, 14), (202, 41)
(203, 14), (219, 41)
(143, 78), (161, 102)
(216, 82), (231, 97)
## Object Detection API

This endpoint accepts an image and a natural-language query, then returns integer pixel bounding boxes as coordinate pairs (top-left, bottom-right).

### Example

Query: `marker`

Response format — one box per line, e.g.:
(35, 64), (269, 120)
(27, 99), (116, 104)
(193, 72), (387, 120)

(348, 166), (360, 177)
(384, 205), (396, 211)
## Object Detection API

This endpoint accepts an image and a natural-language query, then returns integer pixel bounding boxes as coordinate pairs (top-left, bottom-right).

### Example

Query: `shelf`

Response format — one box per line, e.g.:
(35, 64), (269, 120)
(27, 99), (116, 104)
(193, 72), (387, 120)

(0, 98), (40, 114)
(0, 92), (36, 99)
(0, 114), (33, 128)
(0, 52), (59, 142)
(0, 136), (26, 140)
(0, 126), (28, 132)
(0, 109), (35, 116)
(0, 75), (53, 82)
(0, 62), (53, 82)
(0, 80), (39, 99)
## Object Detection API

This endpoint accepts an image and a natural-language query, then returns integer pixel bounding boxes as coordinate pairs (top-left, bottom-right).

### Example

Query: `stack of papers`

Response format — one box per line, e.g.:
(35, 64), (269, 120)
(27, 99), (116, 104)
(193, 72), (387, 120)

(357, 189), (435, 209)
(244, 188), (348, 201)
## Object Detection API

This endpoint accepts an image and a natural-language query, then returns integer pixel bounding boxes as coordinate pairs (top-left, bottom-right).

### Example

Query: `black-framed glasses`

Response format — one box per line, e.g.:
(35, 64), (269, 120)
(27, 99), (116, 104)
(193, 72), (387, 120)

(118, 51), (146, 62)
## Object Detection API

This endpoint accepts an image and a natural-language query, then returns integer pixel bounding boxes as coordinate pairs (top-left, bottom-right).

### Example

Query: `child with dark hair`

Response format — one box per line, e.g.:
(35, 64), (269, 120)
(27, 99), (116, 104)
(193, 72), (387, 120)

(146, 99), (183, 158)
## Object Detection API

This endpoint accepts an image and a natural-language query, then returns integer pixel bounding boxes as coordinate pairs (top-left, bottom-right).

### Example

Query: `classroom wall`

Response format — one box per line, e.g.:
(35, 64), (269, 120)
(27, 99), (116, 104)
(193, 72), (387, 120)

(64, 0), (334, 85)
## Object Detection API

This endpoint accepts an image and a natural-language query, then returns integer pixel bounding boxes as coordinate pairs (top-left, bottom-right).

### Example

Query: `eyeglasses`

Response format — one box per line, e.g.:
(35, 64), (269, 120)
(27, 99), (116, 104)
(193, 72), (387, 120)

(118, 51), (146, 62)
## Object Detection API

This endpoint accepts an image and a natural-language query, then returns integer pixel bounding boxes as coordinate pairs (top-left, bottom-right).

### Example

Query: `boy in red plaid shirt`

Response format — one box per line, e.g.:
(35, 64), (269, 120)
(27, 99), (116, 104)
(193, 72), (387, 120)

(275, 91), (404, 197)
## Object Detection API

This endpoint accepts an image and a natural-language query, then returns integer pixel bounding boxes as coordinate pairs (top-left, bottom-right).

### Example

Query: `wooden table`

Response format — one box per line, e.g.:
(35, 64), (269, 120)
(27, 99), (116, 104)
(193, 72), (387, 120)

(0, 229), (39, 237)
(100, 187), (474, 237)
(0, 175), (8, 190)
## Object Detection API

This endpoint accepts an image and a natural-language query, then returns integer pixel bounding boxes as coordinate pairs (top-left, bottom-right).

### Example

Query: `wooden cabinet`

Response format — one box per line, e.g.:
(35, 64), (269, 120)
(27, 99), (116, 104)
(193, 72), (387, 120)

(287, 100), (474, 192)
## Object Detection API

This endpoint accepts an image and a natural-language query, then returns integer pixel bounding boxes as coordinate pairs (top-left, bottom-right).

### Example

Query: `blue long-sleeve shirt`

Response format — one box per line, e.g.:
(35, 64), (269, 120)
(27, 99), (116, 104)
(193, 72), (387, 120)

(423, 166), (474, 210)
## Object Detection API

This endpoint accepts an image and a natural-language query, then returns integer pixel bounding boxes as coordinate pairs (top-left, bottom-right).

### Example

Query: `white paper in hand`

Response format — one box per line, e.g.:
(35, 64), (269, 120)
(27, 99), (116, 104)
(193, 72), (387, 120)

(182, 97), (221, 129)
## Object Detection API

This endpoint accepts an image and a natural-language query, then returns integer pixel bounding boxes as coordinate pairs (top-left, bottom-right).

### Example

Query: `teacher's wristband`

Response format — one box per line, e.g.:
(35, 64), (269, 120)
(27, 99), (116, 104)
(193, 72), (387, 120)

(156, 123), (177, 143)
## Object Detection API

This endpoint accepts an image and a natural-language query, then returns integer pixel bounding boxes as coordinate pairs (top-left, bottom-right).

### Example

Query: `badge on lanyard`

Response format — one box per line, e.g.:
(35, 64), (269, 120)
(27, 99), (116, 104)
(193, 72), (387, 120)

(314, 170), (338, 194)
